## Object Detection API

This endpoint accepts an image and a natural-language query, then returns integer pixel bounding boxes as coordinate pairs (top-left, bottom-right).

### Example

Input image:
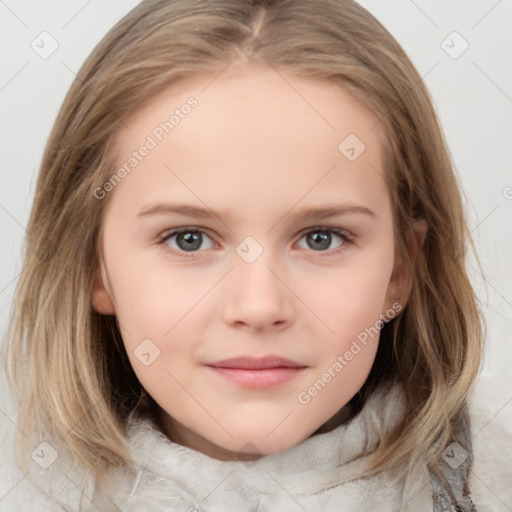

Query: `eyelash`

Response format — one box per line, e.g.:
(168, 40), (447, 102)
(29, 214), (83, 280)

(157, 226), (354, 260)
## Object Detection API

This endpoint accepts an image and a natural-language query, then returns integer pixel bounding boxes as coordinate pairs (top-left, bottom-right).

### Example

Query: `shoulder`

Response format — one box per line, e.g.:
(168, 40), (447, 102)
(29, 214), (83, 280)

(468, 375), (512, 511)
(0, 396), (96, 511)
(0, 476), (67, 511)
(0, 415), (58, 510)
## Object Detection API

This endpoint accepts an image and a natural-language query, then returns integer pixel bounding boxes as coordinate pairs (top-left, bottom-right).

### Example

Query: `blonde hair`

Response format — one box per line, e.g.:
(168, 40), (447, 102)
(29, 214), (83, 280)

(3, 0), (484, 499)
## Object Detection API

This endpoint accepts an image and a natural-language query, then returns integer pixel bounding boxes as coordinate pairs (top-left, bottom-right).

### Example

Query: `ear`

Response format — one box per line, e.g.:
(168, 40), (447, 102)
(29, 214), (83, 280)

(91, 264), (116, 315)
(383, 219), (428, 316)
(409, 218), (428, 261)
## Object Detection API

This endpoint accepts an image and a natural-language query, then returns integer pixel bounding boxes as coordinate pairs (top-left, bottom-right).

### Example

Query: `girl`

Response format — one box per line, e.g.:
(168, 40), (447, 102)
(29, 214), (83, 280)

(2, 0), (509, 510)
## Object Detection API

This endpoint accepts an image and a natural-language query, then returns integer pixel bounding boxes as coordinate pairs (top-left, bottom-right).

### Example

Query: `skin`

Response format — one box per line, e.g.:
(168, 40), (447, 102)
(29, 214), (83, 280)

(92, 62), (424, 461)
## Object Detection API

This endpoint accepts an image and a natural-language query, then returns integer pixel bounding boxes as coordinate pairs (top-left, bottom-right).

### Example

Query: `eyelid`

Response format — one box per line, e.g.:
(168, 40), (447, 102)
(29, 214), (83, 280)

(157, 226), (217, 247)
(158, 225), (355, 242)
(296, 225), (354, 241)
(157, 225), (355, 257)
(295, 226), (354, 256)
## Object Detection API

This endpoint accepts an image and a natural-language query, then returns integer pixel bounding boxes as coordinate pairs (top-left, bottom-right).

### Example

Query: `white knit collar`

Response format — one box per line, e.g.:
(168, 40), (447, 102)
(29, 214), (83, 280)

(123, 378), (408, 496)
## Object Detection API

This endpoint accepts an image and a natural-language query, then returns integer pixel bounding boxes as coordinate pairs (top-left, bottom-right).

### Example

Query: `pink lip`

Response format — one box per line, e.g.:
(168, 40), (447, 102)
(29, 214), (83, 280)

(205, 356), (307, 388)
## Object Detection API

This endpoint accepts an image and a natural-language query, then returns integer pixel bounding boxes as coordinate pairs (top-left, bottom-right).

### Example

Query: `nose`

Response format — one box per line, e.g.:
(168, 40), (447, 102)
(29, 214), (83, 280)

(222, 251), (294, 332)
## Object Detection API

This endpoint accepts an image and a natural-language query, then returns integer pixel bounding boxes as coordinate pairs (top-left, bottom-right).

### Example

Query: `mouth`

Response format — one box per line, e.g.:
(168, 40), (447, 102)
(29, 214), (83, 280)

(205, 355), (307, 388)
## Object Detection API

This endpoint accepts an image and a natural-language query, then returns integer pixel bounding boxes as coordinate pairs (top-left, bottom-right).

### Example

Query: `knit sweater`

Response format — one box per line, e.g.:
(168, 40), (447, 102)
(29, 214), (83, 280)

(1, 376), (511, 511)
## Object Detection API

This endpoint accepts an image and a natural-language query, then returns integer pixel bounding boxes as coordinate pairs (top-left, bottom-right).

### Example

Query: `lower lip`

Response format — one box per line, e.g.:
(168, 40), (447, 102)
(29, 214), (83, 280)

(206, 366), (306, 388)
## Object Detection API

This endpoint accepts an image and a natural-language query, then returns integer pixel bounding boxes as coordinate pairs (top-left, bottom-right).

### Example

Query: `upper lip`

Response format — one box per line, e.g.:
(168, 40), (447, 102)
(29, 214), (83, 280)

(206, 356), (306, 370)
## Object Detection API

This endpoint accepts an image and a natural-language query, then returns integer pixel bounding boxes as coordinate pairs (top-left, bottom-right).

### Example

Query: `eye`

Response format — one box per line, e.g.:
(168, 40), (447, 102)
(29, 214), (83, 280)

(296, 227), (353, 254)
(158, 226), (353, 258)
(160, 228), (215, 254)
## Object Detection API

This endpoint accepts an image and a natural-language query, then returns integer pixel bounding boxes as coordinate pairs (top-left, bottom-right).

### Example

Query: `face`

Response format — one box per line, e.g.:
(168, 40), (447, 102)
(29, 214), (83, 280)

(92, 63), (410, 461)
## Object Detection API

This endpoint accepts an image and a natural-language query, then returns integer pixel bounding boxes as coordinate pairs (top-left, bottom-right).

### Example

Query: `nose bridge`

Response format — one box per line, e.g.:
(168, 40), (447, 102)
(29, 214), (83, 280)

(222, 236), (293, 328)
(233, 237), (284, 298)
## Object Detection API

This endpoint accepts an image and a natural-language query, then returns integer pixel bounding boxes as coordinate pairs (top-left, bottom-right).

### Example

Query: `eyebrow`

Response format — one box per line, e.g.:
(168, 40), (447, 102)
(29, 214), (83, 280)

(137, 202), (377, 222)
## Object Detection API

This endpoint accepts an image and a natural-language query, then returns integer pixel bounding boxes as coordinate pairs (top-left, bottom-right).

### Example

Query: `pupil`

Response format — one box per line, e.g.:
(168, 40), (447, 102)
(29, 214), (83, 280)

(178, 232), (201, 251)
(308, 231), (330, 250)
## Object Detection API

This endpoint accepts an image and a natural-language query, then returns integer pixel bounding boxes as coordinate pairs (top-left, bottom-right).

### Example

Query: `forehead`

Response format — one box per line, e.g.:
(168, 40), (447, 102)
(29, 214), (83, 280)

(119, 64), (383, 151)
(110, 64), (390, 219)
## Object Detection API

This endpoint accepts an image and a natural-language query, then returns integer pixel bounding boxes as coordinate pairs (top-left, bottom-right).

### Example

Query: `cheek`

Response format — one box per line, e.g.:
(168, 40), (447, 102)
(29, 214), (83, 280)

(104, 241), (208, 336)
(310, 259), (393, 334)
(104, 255), (217, 393)
(303, 252), (394, 389)
(299, 269), (389, 417)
